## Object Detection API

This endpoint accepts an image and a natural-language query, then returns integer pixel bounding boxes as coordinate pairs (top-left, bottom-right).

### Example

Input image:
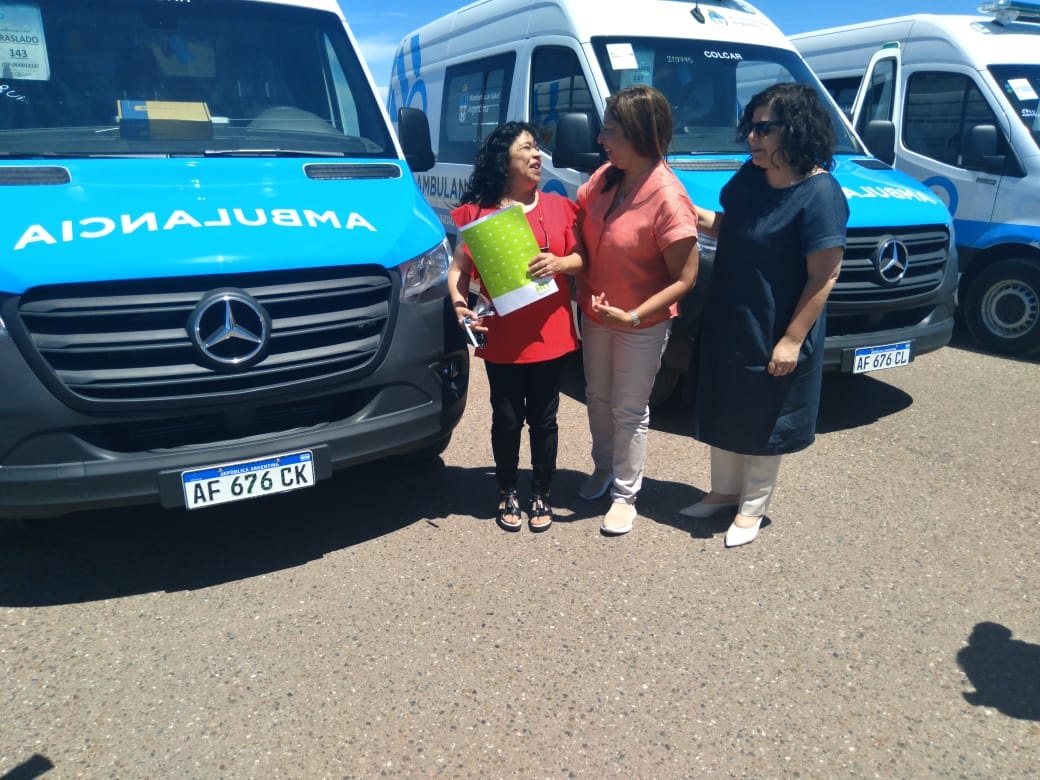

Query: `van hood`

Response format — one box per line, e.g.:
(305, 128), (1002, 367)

(668, 154), (952, 230)
(1, 158), (444, 293)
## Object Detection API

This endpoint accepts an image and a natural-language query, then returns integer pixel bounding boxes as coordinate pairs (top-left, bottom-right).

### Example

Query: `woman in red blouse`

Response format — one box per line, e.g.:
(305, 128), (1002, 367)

(449, 122), (584, 532)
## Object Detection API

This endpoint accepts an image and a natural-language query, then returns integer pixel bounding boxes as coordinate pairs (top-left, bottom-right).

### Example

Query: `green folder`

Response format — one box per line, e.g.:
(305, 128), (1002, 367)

(459, 205), (558, 315)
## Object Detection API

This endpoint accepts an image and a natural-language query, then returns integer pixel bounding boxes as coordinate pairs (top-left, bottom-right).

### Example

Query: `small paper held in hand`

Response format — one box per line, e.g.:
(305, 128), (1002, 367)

(459, 204), (558, 315)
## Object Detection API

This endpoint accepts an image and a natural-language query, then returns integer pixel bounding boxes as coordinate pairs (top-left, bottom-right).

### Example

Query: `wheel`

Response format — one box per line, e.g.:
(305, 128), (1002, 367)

(0, 517), (29, 539)
(964, 259), (1040, 355)
(648, 363), (681, 409)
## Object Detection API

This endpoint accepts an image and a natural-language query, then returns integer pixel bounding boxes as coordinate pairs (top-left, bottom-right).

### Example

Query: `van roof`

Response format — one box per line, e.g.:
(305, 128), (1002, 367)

(792, 14), (1040, 68)
(401, 0), (792, 53)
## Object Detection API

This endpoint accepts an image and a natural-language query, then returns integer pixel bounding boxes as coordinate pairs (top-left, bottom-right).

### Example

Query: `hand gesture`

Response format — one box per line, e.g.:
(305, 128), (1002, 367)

(590, 292), (633, 326)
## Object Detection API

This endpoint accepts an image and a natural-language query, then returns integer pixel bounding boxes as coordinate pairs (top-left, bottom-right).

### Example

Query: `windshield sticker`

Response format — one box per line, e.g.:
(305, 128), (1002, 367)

(606, 43), (639, 71)
(1007, 78), (1038, 103)
(0, 3), (49, 81)
(152, 37), (216, 79)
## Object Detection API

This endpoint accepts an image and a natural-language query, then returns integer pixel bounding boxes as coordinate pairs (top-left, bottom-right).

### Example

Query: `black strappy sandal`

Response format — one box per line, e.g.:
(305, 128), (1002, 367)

(496, 490), (522, 532)
(528, 493), (553, 532)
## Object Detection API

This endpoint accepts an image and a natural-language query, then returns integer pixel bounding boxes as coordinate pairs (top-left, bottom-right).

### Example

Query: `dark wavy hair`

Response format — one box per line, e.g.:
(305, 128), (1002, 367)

(601, 84), (674, 193)
(737, 83), (837, 175)
(459, 121), (542, 208)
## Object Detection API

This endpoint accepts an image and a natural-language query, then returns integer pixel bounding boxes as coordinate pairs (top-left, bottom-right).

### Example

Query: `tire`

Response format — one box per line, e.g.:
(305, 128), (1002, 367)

(964, 259), (1040, 356)
(0, 518), (29, 539)
(649, 363), (681, 409)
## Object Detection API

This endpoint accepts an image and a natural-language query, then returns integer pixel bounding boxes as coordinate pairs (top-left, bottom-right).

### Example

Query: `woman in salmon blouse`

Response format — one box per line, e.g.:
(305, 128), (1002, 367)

(575, 85), (700, 535)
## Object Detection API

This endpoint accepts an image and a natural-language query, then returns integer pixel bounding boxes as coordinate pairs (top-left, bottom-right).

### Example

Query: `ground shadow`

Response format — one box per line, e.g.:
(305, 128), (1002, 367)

(949, 317), (1040, 365)
(0, 457), (495, 606)
(562, 349), (914, 436)
(0, 459), (616, 607)
(814, 372), (913, 433)
(0, 754), (54, 780)
(957, 621), (1040, 720)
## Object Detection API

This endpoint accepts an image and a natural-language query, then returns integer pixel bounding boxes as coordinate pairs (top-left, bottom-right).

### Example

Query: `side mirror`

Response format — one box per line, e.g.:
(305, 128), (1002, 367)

(397, 107), (435, 173)
(552, 112), (604, 172)
(862, 119), (896, 166)
(962, 124), (1004, 174)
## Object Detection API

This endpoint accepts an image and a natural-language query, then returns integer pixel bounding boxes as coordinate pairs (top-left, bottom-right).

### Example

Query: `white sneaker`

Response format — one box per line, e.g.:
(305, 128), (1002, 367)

(601, 502), (637, 535)
(578, 468), (613, 500)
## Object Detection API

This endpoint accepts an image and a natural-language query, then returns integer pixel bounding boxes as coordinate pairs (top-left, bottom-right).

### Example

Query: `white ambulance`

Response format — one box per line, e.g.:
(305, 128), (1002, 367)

(793, 2), (1040, 356)
(389, 0), (960, 403)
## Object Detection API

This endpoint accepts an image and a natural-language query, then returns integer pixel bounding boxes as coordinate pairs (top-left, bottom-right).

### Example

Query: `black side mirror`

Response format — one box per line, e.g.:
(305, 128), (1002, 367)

(962, 124), (1005, 174)
(862, 119), (896, 166)
(397, 107), (435, 173)
(552, 112), (604, 172)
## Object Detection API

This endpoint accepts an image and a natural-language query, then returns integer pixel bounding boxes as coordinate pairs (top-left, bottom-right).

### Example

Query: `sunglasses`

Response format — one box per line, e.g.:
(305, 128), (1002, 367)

(748, 120), (785, 137)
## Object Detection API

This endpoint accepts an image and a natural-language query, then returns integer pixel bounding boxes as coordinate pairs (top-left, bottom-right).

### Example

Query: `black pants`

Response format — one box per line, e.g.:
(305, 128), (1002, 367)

(484, 355), (568, 497)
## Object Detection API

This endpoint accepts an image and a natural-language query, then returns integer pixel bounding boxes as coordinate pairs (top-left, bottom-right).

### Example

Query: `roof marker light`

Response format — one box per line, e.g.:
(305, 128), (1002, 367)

(978, 0), (1040, 25)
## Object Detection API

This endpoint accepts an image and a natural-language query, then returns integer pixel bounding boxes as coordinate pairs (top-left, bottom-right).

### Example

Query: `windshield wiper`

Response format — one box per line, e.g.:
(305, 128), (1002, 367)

(200, 148), (347, 158)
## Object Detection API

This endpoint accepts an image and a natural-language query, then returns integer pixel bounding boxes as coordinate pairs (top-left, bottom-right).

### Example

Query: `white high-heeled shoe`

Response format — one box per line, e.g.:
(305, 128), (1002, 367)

(678, 498), (738, 518)
(724, 517), (763, 547)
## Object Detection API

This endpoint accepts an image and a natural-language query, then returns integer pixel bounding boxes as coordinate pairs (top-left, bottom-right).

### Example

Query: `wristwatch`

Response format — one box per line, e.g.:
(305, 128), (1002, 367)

(628, 310), (640, 327)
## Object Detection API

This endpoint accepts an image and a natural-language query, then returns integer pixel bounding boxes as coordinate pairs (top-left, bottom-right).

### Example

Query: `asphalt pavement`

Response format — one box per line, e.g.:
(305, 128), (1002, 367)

(1, 328), (1037, 778)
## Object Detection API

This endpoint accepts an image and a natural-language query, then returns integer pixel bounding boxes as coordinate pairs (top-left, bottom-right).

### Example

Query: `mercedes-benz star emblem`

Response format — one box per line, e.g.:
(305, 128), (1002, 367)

(872, 238), (910, 286)
(189, 290), (271, 369)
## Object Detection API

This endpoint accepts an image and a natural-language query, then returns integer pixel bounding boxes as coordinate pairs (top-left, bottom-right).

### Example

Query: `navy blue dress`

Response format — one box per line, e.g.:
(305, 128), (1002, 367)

(693, 162), (849, 456)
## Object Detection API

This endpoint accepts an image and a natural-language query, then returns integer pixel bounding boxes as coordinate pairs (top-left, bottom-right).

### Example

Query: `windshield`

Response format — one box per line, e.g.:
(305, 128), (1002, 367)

(0, 0), (395, 158)
(988, 64), (1040, 148)
(591, 37), (861, 156)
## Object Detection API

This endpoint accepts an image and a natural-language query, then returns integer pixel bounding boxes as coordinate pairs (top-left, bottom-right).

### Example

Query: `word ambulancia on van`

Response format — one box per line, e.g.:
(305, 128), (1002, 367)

(389, 0), (960, 404)
(0, 0), (467, 527)
(794, 1), (1040, 356)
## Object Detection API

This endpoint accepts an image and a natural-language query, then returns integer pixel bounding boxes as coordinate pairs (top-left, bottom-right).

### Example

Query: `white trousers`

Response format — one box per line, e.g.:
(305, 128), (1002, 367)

(582, 318), (670, 505)
(710, 446), (782, 518)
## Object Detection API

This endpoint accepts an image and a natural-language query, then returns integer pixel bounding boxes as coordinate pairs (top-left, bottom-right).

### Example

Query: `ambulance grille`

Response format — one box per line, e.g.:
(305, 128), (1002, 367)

(16, 266), (395, 404)
(830, 225), (949, 304)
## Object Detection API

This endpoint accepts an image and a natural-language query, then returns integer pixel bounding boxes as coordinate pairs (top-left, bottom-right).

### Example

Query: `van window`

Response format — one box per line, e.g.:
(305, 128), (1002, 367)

(530, 46), (598, 154)
(904, 72), (1001, 167)
(988, 65), (1040, 147)
(820, 76), (862, 119)
(591, 37), (860, 155)
(855, 56), (897, 137)
(439, 53), (515, 163)
(0, 0), (394, 158)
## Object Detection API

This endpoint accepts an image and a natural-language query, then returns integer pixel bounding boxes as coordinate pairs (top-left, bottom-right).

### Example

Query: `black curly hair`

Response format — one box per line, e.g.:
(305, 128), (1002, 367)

(459, 122), (543, 208)
(737, 83), (836, 176)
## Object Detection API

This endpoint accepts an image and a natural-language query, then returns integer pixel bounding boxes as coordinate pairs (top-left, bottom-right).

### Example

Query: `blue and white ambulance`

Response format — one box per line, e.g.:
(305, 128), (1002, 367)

(794, 2), (1040, 356)
(0, 0), (467, 525)
(389, 0), (959, 403)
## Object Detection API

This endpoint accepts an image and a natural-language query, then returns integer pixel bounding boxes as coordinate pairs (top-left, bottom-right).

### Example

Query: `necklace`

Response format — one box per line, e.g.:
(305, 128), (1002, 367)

(497, 192), (549, 250)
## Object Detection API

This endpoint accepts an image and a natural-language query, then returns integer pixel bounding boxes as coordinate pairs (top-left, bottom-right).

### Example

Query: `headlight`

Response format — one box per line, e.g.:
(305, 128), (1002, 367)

(0, 314), (7, 338)
(400, 238), (451, 303)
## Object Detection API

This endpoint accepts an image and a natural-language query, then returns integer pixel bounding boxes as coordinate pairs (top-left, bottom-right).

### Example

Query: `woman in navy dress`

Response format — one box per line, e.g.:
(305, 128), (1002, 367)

(684, 83), (850, 547)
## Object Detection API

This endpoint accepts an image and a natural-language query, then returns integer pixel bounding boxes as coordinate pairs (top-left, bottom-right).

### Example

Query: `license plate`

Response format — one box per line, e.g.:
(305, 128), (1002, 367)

(181, 450), (314, 510)
(853, 341), (911, 374)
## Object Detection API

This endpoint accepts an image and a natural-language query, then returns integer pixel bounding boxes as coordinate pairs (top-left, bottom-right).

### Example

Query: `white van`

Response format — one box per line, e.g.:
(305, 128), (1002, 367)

(389, 0), (959, 402)
(793, 4), (1040, 356)
(0, 0), (466, 525)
